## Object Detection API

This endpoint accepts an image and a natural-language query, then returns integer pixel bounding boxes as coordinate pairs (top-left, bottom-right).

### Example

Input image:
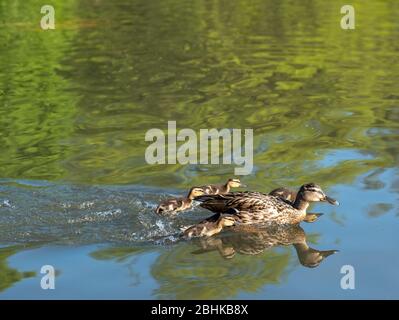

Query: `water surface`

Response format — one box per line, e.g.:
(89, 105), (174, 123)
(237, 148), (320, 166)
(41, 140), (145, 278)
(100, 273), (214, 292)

(0, 0), (398, 299)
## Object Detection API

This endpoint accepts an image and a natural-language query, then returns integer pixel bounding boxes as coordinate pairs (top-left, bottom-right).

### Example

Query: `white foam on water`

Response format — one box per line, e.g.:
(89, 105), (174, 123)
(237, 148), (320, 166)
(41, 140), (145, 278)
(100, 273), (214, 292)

(68, 209), (122, 224)
(0, 182), (189, 244)
(1, 199), (14, 208)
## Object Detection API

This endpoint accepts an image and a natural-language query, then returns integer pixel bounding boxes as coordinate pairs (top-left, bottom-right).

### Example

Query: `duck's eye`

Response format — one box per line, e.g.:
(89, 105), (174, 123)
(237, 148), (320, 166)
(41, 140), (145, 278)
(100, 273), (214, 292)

(305, 187), (322, 194)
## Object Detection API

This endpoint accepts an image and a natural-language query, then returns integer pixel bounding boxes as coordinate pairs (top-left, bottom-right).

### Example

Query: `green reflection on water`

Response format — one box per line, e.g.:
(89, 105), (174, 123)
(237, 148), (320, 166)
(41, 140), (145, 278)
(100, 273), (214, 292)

(0, 0), (398, 300)
(0, 0), (398, 188)
(0, 245), (35, 292)
(89, 225), (336, 299)
(152, 243), (290, 299)
(90, 242), (290, 299)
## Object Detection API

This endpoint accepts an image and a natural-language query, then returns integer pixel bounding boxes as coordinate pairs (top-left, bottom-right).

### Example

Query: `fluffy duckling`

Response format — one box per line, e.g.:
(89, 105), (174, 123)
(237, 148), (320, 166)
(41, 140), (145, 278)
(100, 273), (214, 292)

(269, 187), (297, 203)
(182, 214), (236, 238)
(197, 178), (246, 195)
(155, 187), (205, 215)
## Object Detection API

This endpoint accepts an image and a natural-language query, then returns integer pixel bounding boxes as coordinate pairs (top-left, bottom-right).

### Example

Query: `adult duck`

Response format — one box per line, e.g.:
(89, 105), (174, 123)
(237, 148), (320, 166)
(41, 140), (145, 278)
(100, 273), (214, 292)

(195, 183), (339, 226)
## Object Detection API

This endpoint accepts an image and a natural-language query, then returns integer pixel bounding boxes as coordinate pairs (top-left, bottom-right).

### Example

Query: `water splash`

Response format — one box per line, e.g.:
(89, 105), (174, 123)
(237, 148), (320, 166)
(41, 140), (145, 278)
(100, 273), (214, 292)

(0, 180), (199, 245)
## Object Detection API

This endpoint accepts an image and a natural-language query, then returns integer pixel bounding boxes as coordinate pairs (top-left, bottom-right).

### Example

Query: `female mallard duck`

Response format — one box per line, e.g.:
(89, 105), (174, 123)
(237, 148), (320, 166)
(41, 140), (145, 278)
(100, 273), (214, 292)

(269, 187), (323, 223)
(197, 178), (246, 195)
(155, 187), (205, 215)
(195, 183), (339, 227)
(182, 213), (236, 238)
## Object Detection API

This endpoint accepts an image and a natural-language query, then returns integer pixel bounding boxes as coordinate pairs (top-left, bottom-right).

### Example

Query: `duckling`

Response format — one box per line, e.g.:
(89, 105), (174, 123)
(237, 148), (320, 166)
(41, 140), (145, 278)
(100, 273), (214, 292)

(155, 187), (205, 215)
(269, 187), (323, 223)
(197, 178), (246, 195)
(195, 183), (339, 229)
(269, 187), (297, 203)
(182, 214), (236, 238)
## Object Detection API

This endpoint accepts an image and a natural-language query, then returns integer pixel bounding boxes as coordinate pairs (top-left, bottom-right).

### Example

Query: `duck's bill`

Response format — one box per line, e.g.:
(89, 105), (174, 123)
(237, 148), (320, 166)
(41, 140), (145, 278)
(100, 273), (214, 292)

(325, 196), (339, 206)
(239, 184), (247, 187)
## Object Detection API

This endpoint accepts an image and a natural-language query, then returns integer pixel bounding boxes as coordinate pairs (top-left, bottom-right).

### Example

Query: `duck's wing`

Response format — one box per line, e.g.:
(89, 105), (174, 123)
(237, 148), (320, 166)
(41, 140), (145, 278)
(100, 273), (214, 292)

(196, 191), (289, 214)
(203, 212), (222, 222)
(195, 192), (241, 213)
(195, 194), (230, 213)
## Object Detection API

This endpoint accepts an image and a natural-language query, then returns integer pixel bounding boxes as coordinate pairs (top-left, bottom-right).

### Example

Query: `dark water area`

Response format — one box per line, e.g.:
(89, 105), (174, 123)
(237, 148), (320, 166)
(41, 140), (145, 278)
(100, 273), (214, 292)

(0, 0), (398, 299)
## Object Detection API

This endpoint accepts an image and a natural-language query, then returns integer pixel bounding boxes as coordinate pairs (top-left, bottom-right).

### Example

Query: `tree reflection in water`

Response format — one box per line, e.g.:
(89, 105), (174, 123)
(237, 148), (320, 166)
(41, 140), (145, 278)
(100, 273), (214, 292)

(0, 245), (36, 292)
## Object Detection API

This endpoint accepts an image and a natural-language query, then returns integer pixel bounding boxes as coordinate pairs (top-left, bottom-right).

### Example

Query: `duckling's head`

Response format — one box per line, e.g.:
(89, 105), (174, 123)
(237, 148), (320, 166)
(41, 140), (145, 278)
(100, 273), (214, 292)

(188, 187), (206, 200)
(297, 183), (339, 205)
(227, 178), (247, 188)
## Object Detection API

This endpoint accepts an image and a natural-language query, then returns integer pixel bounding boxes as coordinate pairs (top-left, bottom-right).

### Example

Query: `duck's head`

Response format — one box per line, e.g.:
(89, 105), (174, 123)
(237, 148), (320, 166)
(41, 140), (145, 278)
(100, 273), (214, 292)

(297, 247), (338, 268)
(188, 187), (206, 200)
(226, 178), (247, 188)
(297, 183), (339, 205)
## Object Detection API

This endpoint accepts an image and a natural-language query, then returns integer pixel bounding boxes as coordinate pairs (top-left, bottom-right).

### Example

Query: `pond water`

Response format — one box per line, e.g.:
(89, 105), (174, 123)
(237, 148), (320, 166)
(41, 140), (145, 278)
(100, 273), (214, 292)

(0, 0), (398, 299)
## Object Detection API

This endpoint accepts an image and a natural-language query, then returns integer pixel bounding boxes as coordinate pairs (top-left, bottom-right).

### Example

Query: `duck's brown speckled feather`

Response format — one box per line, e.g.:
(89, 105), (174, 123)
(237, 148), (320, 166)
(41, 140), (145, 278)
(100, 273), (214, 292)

(196, 191), (305, 225)
(199, 184), (226, 195)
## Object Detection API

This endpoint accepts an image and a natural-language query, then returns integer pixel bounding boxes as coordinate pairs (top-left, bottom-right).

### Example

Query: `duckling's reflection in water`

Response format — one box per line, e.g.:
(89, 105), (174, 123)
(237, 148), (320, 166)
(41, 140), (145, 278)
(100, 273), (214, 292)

(191, 224), (338, 268)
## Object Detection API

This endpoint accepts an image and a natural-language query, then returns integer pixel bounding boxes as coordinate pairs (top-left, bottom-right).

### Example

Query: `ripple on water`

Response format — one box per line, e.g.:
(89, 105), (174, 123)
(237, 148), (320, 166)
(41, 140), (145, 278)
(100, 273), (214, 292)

(0, 181), (190, 245)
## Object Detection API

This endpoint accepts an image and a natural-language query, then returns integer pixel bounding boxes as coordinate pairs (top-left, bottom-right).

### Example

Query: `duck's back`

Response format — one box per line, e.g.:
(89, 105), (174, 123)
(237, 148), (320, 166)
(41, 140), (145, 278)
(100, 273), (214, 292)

(199, 183), (226, 195)
(196, 191), (302, 224)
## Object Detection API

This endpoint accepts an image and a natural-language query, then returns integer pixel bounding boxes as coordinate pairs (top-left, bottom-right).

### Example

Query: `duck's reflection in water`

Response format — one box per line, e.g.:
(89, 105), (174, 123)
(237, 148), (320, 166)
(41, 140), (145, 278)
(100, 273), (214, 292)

(88, 225), (338, 299)
(191, 224), (337, 268)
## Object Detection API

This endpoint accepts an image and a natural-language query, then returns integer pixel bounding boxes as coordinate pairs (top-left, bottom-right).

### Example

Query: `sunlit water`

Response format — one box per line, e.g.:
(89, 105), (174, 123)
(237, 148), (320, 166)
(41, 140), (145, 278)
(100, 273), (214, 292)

(0, 0), (398, 299)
